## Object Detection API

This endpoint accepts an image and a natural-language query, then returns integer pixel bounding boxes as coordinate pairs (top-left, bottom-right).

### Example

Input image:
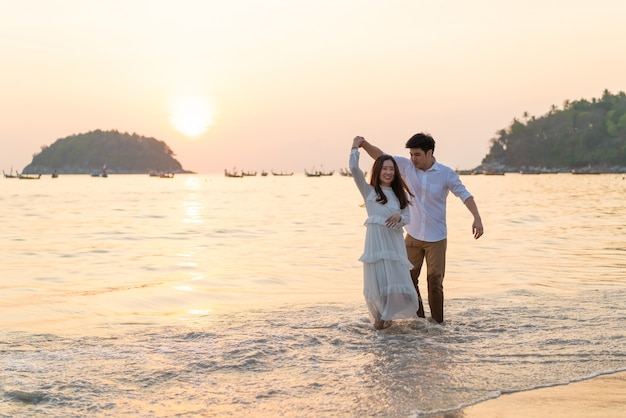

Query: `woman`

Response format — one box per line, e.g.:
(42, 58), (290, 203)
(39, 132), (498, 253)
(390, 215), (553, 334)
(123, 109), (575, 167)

(350, 136), (420, 330)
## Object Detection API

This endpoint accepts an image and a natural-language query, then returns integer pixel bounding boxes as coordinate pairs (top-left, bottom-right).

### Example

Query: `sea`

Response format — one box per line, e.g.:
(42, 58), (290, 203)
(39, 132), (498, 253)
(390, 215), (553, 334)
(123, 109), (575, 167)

(1, 171), (625, 417)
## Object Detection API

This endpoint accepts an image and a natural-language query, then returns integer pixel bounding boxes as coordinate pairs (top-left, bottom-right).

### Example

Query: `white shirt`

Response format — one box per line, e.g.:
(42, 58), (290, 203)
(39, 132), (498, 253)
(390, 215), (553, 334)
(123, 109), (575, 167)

(394, 156), (473, 242)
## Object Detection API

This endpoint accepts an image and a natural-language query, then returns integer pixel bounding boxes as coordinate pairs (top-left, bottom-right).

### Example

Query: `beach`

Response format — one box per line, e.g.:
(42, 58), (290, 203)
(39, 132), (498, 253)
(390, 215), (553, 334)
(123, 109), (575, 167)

(456, 371), (626, 418)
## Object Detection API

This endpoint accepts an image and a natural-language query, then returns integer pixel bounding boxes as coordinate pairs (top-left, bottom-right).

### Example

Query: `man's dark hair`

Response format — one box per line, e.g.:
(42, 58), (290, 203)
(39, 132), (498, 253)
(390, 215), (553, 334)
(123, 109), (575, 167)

(405, 132), (435, 153)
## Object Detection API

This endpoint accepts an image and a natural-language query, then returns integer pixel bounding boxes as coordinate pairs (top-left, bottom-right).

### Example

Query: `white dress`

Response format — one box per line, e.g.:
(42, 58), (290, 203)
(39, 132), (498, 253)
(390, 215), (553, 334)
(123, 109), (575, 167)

(350, 149), (419, 322)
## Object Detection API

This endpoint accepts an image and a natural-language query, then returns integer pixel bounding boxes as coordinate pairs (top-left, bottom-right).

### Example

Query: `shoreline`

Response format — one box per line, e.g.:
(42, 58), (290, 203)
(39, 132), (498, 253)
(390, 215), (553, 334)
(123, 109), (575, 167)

(443, 370), (626, 418)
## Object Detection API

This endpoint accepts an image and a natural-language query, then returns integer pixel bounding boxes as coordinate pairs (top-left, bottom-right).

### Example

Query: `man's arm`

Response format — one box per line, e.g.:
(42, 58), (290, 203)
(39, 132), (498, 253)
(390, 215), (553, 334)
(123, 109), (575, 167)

(360, 138), (384, 160)
(463, 197), (484, 239)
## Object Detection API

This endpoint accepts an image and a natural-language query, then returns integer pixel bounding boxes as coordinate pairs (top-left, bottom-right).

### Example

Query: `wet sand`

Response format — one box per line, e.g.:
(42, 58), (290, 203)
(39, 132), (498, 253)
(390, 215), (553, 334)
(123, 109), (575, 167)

(453, 371), (626, 418)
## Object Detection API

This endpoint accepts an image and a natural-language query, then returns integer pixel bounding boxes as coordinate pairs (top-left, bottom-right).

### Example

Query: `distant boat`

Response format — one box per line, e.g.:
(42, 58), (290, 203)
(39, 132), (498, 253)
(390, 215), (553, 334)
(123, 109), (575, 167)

(305, 166), (334, 177)
(149, 171), (174, 178)
(242, 171), (257, 176)
(271, 170), (294, 176)
(482, 170), (505, 176)
(224, 168), (243, 178)
(52, 170), (59, 178)
(339, 168), (352, 177)
(3, 168), (18, 178)
(455, 169), (477, 175)
(261, 170), (268, 176)
(92, 164), (108, 177)
(18, 173), (41, 180)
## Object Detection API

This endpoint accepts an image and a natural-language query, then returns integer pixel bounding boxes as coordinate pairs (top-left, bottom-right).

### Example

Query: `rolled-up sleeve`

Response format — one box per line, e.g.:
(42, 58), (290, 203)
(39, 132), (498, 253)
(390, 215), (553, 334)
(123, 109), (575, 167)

(448, 171), (473, 202)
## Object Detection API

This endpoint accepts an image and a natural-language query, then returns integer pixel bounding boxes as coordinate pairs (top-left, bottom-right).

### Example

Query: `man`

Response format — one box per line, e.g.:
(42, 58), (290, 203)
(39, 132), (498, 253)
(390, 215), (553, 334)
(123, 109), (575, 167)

(357, 133), (484, 323)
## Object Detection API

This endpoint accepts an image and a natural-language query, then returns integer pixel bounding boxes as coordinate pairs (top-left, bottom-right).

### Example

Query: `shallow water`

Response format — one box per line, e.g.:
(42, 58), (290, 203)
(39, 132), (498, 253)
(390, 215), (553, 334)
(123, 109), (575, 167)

(1, 173), (625, 417)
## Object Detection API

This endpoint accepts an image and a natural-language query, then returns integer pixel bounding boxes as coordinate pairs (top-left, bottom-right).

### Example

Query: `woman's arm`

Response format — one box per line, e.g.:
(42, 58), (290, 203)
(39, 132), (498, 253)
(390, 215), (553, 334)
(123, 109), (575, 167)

(350, 138), (370, 199)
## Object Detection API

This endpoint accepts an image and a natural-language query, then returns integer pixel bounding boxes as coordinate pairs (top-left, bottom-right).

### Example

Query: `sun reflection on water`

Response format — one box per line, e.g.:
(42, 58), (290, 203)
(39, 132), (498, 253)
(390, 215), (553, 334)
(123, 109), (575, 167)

(183, 176), (204, 224)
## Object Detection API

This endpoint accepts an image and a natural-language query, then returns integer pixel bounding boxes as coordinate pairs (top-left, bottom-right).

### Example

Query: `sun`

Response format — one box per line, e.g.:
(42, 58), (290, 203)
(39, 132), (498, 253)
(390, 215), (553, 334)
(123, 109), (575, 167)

(170, 96), (215, 138)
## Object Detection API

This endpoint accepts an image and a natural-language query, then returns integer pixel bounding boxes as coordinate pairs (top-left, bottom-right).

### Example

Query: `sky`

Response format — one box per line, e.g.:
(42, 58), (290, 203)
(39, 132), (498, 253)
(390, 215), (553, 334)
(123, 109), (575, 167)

(2, 0), (626, 174)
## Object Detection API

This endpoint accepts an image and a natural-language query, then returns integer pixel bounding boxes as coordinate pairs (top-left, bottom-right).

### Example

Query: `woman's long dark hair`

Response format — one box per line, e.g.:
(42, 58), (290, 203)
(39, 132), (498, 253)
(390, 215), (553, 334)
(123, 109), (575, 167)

(369, 155), (413, 209)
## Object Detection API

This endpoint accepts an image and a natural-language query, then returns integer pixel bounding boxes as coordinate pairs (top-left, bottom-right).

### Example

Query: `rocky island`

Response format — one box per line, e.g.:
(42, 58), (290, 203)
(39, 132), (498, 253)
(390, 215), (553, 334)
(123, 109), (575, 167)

(22, 130), (193, 174)
(476, 89), (626, 174)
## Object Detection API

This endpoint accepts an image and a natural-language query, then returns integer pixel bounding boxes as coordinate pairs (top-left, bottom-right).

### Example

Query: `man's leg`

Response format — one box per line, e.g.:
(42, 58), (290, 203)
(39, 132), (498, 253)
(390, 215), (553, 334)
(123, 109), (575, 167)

(424, 239), (447, 323)
(405, 234), (426, 317)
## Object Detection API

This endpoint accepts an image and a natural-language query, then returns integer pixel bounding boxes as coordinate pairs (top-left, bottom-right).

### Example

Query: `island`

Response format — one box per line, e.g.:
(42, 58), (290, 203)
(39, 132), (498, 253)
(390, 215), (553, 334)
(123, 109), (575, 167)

(22, 130), (193, 175)
(475, 89), (626, 174)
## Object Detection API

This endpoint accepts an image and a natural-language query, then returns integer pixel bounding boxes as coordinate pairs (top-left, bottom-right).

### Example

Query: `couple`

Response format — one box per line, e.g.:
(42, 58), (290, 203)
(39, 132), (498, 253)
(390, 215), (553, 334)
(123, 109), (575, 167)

(350, 133), (484, 330)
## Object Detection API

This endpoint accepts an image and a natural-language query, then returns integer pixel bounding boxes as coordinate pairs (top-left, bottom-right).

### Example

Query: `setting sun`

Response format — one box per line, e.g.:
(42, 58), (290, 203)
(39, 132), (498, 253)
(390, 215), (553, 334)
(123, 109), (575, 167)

(170, 96), (215, 138)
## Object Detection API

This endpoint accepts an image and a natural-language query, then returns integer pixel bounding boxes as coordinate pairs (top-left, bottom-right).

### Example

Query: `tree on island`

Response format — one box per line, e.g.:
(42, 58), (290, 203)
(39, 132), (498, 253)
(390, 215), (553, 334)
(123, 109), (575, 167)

(23, 130), (192, 174)
(482, 89), (626, 171)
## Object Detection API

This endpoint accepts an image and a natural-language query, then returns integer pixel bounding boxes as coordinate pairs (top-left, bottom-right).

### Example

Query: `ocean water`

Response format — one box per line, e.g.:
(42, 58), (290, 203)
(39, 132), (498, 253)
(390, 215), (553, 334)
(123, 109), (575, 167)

(1, 172), (625, 417)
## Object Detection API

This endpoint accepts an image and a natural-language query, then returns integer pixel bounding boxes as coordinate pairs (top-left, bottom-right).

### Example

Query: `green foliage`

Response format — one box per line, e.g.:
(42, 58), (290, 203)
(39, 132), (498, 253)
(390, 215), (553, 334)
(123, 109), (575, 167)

(23, 130), (187, 174)
(483, 89), (626, 169)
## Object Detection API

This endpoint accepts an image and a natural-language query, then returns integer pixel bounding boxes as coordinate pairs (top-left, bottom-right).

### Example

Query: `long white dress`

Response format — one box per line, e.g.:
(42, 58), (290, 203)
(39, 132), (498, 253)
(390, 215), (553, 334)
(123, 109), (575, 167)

(350, 149), (419, 322)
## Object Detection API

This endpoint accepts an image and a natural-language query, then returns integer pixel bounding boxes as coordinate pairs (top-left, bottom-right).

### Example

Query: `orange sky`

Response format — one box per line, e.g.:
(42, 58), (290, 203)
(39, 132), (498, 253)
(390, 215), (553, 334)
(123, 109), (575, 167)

(2, 1), (625, 173)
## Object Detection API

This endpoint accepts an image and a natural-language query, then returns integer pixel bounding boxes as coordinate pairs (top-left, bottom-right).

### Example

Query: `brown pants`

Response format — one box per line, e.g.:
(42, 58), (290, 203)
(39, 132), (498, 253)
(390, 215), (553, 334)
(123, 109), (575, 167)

(405, 235), (447, 323)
